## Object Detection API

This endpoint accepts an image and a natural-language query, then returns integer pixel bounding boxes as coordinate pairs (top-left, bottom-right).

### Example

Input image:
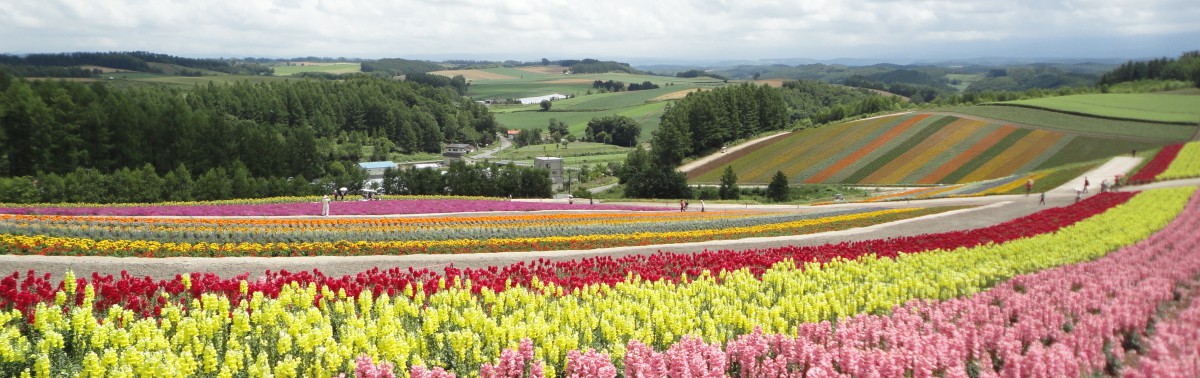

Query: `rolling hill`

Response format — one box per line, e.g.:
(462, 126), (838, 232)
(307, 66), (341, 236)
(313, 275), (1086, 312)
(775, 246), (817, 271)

(687, 112), (1177, 185)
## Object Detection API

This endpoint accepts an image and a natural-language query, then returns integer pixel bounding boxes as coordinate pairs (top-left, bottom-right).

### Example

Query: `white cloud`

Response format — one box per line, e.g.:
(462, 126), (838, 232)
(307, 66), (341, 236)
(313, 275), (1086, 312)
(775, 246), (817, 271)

(1, 0), (1197, 60)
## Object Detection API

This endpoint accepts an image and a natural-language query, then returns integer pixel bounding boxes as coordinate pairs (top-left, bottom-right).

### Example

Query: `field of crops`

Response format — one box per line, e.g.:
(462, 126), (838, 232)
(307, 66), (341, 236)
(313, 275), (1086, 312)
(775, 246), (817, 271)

(3, 186), (1198, 376)
(997, 93), (1200, 124)
(0, 199), (953, 257)
(690, 113), (1164, 186)
(272, 63), (362, 76)
(494, 102), (669, 138)
(943, 105), (1197, 142)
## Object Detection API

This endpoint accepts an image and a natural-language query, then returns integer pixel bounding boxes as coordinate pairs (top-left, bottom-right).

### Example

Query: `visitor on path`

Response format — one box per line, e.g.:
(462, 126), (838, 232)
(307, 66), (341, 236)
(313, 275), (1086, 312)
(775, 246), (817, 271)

(1082, 178), (1089, 194)
(1075, 188), (1082, 203)
(1039, 192), (1045, 205)
(680, 199), (686, 212)
(336, 187), (348, 201)
(700, 199), (705, 212)
(1100, 179), (1109, 193)
(321, 195), (331, 216)
(568, 195), (573, 205)
(1025, 179), (1033, 196)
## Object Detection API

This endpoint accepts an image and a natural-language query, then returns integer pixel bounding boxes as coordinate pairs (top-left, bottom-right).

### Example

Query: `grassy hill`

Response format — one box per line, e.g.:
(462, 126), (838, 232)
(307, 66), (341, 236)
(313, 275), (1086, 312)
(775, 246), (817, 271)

(944, 104), (1198, 142)
(272, 62), (361, 76)
(451, 67), (725, 140)
(989, 93), (1200, 125)
(688, 112), (1169, 185)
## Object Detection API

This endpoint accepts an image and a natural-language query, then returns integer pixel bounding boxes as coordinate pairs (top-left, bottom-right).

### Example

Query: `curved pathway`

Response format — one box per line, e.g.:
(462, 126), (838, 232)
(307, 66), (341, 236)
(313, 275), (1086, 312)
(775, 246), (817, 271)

(1, 158), (1194, 281)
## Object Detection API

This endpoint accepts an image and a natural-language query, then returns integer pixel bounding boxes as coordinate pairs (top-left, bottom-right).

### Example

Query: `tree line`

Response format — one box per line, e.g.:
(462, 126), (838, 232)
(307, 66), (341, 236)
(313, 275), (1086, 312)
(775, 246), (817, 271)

(381, 161), (552, 198)
(0, 161), (365, 204)
(0, 72), (498, 203)
(0, 51), (274, 77)
(1099, 51), (1200, 88)
(359, 58), (444, 76)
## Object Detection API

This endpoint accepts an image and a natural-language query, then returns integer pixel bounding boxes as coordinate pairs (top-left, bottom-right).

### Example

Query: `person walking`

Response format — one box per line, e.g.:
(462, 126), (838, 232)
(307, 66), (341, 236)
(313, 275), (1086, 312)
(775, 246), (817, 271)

(1025, 179), (1033, 196)
(680, 199), (685, 212)
(321, 195), (331, 216)
(1082, 178), (1089, 194)
(700, 199), (705, 212)
(1039, 192), (1045, 205)
(1075, 188), (1082, 203)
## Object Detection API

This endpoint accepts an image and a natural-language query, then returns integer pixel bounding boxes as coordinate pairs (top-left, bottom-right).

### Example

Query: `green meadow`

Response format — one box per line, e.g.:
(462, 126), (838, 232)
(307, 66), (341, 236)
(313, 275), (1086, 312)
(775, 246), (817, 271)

(943, 105), (1198, 142)
(996, 94), (1200, 124)
(272, 63), (362, 76)
(489, 142), (633, 169)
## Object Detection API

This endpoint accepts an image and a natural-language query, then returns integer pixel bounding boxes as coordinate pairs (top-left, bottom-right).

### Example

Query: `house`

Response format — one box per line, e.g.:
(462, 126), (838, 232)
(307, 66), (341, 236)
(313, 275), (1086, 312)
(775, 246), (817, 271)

(442, 144), (475, 165)
(506, 130), (521, 137)
(534, 157), (565, 190)
(445, 144), (474, 153)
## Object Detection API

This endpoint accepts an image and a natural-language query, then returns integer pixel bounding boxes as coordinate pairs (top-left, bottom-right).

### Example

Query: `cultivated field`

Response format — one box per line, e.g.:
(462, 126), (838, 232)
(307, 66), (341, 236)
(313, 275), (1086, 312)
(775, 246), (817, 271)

(941, 105), (1198, 142)
(996, 93), (1200, 124)
(272, 62), (362, 76)
(688, 112), (1167, 185)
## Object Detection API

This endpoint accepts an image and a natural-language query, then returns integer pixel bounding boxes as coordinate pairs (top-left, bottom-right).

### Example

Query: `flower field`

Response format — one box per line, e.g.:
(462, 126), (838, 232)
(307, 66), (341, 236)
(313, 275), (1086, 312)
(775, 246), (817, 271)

(2, 187), (1198, 376)
(1156, 141), (1200, 181)
(0, 207), (952, 257)
(689, 113), (1166, 186)
(0, 197), (656, 217)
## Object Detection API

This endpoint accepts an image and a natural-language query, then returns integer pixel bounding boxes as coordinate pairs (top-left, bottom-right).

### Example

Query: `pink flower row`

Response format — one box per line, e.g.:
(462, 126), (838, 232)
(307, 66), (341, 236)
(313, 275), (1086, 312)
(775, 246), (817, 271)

(411, 190), (1200, 377)
(0, 198), (657, 216)
(1125, 285), (1200, 378)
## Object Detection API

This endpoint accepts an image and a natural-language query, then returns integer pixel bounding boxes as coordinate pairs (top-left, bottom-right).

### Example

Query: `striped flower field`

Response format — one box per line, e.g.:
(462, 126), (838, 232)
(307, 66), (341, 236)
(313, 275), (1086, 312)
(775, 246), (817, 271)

(2, 187), (1199, 376)
(689, 113), (1167, 186)
(0, 206), (955, 257)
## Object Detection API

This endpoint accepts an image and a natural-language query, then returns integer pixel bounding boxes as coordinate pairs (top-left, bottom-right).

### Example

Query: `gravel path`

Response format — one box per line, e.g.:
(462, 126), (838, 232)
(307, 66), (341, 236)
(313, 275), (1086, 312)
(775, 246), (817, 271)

(1, 158), (1191, 282)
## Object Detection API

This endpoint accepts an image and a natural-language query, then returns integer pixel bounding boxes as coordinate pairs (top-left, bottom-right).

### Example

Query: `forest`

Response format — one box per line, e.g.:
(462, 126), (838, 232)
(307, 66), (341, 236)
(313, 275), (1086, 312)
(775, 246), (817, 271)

(359, 58), (444, 76)
(381, 161), (553, 198)
(0, 72), (498, 203)
(1099, 51), (1200, 87)
(0, 51), (274, 77)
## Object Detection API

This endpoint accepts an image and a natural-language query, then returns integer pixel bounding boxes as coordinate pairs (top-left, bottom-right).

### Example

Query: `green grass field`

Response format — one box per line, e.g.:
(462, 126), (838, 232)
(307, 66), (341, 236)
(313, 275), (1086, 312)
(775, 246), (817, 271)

(478, 71), (722, 142)
(490, 142), (633, 169)
(493, 101), (669, 138)
(996, 94), (1200, 124)
(941, 105), (1197, 142)
(272, 63), (361, 76)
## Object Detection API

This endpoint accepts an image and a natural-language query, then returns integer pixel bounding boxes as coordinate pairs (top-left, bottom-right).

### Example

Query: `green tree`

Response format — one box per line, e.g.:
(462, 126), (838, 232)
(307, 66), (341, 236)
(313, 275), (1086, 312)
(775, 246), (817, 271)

(767, 170), (790, 202)
(585, 115), (641, 147)
(540, 99), (552, 111)
(719, 165), (739, 200)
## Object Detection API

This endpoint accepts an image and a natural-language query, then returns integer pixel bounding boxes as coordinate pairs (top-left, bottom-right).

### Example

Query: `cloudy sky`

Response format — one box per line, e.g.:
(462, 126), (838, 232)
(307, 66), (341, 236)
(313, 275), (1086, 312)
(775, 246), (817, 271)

(2, 0), (1198, 63)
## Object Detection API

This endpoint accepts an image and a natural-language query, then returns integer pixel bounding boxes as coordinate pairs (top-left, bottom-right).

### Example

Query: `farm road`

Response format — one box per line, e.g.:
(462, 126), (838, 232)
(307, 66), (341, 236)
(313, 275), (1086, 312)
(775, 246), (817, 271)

(2, 158), (1194, 281)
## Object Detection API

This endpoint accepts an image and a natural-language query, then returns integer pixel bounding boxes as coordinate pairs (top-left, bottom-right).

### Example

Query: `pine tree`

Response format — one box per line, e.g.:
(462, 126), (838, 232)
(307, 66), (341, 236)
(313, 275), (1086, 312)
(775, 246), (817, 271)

(719, 166), (739, 200)
(767, 170), (790, 202)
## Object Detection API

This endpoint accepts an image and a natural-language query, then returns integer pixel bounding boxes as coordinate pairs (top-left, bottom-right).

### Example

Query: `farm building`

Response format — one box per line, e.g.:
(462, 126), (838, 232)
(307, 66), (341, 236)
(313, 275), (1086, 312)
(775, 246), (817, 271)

(518, 94), (568, 105)
(534, 157), (565, 190)
(442, 144), (475, 165)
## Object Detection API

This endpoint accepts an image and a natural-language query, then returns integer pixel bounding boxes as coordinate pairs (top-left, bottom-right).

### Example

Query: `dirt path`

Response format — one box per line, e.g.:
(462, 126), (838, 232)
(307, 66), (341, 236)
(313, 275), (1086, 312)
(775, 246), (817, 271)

(1, 158), (1193, 281)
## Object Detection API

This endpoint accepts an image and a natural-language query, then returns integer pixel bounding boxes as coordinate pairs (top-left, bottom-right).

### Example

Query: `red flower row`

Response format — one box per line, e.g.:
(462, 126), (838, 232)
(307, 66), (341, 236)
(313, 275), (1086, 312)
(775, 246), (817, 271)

(1, 193), (1135, 320)
(1127, 144), (1182, 185)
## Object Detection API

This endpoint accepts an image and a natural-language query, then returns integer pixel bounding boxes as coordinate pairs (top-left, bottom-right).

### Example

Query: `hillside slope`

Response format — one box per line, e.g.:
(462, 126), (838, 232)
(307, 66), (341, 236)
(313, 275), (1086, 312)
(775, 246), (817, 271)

(688, 113), (1169, 185)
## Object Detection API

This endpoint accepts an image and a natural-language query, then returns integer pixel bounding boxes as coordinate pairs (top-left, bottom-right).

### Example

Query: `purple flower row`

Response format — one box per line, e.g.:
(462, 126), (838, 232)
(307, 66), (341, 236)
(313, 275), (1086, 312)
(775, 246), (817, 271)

(0, 199), (660, 216)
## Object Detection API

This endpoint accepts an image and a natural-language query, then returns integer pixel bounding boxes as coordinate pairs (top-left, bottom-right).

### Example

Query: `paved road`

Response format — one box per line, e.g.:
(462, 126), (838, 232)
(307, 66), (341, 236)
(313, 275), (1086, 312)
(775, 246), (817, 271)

(2, 158), (1194, 281)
